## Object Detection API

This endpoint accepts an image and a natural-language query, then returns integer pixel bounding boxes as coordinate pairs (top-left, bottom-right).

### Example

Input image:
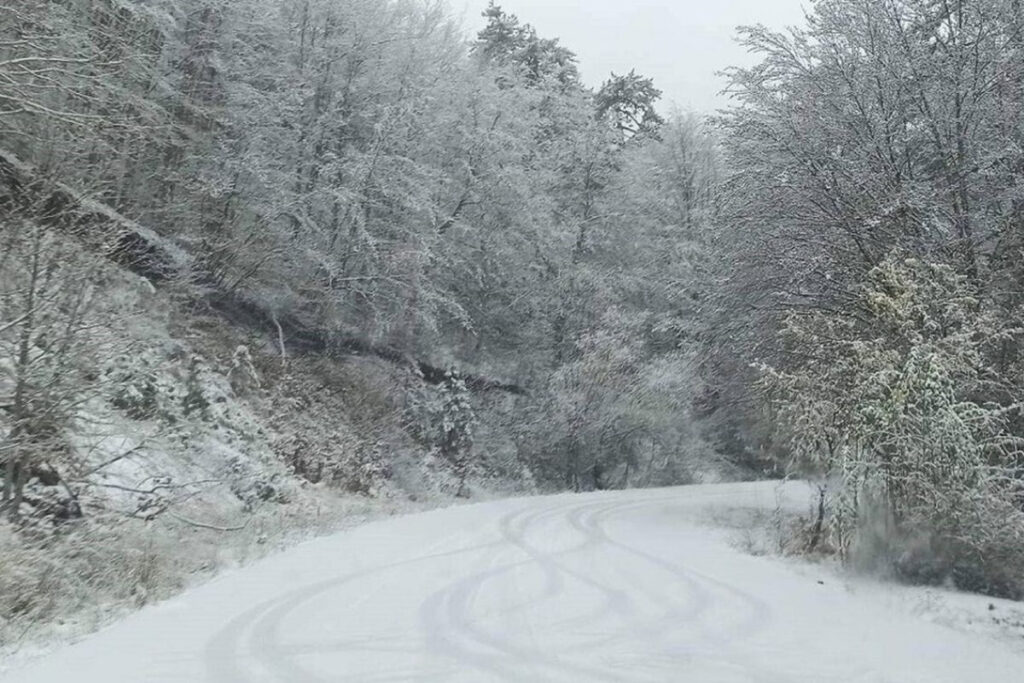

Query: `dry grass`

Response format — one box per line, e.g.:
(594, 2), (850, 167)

(0, 492), (416, 663)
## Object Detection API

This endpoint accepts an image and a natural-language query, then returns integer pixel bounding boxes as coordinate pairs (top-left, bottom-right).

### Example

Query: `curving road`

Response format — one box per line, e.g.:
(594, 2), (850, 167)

(5, 482), (1024, 682)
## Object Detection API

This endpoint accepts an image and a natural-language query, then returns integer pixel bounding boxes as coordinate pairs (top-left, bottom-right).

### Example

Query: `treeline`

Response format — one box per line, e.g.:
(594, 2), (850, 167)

(0, 0), (722, 514)
(716, 0), (1024, 597)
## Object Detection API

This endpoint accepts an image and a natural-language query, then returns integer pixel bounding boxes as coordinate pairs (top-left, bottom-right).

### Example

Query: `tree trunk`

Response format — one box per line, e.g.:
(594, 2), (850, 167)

(9, 457), (26, 522)
(807, 484), (827, 552)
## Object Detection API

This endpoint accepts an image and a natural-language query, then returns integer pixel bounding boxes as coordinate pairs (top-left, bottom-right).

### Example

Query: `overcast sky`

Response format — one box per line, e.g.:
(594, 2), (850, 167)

(458, 1), (808, 113)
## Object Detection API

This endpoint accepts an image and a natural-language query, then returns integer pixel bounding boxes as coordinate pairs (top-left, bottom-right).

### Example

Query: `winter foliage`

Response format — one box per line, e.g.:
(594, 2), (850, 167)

(4, 0), (1024, 657)
(0, 0), (726, 648)
(717, 0), (1024, 596)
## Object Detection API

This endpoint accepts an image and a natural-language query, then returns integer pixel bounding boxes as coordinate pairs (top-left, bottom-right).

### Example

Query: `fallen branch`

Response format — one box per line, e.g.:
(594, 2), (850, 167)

(76, 478), (225, 496)
(207, 291), (529, 396)
(166, 510), (251, 532)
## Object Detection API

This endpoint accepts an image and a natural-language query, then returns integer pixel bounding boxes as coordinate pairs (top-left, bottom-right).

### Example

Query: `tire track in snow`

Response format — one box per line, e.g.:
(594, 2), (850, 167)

(416, 499), (630, 682)
(582, 500), (772, 641)
(576, 500), (790, 683)
(207, 488), (781, 682)
(204, 536), (502, 682)
(416, 495), (714, 682)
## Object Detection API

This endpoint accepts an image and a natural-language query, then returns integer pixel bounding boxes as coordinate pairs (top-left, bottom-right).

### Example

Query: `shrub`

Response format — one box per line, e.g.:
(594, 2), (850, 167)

(764, 257), (1024, 597)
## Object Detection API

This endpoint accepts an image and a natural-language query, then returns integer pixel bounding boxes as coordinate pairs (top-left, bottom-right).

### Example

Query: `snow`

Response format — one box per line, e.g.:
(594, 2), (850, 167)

(4, 481), (1024, 682)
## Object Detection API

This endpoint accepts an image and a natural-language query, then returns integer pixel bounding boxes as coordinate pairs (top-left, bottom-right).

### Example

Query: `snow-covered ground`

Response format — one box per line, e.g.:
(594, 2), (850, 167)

(4, 481), (1024, 682)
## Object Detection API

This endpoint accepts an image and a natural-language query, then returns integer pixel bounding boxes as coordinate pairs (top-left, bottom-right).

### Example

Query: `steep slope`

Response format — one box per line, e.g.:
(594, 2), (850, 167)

(0, 239), (524, 656)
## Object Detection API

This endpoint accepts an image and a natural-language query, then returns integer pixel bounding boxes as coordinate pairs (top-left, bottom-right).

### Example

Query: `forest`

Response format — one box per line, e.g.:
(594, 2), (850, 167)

(3, 0), (1024, 648)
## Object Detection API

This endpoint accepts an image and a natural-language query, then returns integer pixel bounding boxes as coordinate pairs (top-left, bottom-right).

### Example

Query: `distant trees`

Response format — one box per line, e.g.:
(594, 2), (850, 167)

(474, 2), (580, 87)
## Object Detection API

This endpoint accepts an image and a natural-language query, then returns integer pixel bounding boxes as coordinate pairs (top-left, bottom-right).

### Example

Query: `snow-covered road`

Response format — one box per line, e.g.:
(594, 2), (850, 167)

(6, 482), (1024, 682)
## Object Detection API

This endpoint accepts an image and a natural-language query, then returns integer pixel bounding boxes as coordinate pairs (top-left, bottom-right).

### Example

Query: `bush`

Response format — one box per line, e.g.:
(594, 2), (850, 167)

(764, 257), (1024, 598)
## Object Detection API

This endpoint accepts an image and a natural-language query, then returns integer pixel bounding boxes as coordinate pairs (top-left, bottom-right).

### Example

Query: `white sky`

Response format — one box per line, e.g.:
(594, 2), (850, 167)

(458, 1), (808, 113)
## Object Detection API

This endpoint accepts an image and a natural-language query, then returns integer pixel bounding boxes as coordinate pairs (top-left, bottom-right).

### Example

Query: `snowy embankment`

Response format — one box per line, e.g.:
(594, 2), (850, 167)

(4, 481), (1024, 682)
